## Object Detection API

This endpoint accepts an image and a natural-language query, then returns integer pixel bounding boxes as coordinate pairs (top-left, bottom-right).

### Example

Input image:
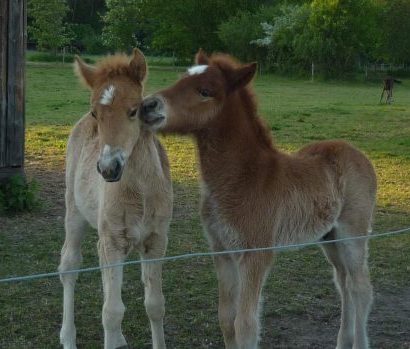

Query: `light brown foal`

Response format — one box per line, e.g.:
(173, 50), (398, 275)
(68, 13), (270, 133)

(139, 50), (377, 349)
(59, 50), (173, 349)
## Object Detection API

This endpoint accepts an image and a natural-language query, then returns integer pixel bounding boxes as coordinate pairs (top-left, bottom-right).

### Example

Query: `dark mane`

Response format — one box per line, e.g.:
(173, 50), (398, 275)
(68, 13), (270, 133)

(209, 53), (275, 151)
(209, 52), (243, 70)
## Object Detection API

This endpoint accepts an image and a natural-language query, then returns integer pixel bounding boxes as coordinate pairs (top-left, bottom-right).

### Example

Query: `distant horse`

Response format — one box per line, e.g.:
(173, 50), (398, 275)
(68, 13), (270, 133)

(380, 76), (401, 104)
(140, 50), (377, 349)
(58, 49), (173, 349)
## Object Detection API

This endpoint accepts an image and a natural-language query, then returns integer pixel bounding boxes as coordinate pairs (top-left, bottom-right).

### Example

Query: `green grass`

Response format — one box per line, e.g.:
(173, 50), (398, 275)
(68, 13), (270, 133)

(0, 60), (409, 348)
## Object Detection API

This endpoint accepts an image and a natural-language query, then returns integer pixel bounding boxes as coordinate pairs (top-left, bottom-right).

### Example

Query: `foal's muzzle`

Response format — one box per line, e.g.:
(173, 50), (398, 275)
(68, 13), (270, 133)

(139, 96), (165, 127)
(97, 155), (125, 182)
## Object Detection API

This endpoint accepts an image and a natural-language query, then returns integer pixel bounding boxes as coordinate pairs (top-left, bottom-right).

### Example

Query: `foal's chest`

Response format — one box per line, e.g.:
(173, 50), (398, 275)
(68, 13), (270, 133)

(200, 183), (244, 251)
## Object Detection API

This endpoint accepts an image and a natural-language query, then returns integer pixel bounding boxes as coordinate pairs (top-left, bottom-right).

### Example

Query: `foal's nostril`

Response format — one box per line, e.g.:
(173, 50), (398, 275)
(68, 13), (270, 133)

(148, 99), (158, 109)
(143, 98), (159, 113)
(99, 158), (124, 182)
(114, 160), (121, 176)
(140, 97), (165, 126)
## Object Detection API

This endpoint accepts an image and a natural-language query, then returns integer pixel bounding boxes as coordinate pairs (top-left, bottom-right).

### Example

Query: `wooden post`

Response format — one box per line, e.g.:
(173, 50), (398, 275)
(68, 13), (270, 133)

(0, 0), (26, 183)
(0, 0), (8, 171)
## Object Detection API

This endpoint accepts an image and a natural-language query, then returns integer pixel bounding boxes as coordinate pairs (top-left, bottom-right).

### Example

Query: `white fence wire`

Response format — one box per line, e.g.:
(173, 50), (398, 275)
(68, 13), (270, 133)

(1, 226), (410, 284)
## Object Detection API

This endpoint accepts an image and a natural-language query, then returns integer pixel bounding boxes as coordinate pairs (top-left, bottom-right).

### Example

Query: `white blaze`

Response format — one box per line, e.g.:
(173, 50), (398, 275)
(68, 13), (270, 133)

(187, 65), (208, 76)
(99, 145), (113, 168)
(99, 144), (126, 169)
(100, 85), (115, 105)
(102, 144), (111, 155)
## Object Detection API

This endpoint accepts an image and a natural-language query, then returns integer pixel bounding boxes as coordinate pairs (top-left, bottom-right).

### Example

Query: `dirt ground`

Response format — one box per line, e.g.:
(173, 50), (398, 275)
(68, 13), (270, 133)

(261, 289), (410, 348)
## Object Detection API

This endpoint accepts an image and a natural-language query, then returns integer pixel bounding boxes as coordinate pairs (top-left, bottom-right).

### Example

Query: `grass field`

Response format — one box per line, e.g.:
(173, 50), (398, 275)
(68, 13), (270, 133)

(1, 60), (410, 348)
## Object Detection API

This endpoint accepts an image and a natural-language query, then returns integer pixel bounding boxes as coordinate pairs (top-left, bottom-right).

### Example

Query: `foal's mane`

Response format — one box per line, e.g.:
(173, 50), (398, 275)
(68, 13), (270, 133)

(77, 54), (143, 88)
(208, 53), (274, 151)
(96, 54), (135, 80)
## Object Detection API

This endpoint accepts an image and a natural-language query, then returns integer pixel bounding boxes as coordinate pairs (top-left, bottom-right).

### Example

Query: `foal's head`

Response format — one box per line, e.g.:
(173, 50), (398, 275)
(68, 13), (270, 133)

(139, 50), (257, 133)
(75, 49), (147, 182)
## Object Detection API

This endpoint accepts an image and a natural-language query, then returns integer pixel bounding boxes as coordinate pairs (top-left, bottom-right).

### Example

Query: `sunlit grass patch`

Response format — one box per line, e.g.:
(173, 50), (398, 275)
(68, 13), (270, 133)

(26, 126), (70, 169)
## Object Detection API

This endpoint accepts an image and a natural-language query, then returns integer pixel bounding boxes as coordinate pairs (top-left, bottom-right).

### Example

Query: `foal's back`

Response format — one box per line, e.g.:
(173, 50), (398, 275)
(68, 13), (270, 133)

(277, 140), (376, 239)
(295, 139), (376, 232)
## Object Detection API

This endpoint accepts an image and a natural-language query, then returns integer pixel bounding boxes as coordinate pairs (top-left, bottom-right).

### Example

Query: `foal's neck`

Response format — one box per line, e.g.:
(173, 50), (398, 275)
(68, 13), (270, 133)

(195, 88), (277, 184)
(122, 131), (164, 192)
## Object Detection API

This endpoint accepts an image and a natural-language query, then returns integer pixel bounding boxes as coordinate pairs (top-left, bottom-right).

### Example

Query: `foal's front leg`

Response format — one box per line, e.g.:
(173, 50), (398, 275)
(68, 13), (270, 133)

(59, 206), (87, 349)
(235, 252), (272, 349)
(214, 254), (239, 349)
(98, 232), (129, 349)
(141, 232), (168, 349)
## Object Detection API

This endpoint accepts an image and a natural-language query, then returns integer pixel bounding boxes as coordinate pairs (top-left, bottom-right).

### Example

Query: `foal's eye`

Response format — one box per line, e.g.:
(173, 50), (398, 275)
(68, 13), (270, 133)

(129, 109), (138, 118)
(91, 111), (97, 119)
(198, 88), (212, 98)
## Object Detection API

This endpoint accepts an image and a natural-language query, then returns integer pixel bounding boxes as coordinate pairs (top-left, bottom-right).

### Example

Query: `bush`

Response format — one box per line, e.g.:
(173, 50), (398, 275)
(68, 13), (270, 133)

(218, 7), (278, 65)
(28, 0), (72, 53)
(218, 11), (264, 62)
(0, 175), (41, 214)
(253, 4), (312, 74)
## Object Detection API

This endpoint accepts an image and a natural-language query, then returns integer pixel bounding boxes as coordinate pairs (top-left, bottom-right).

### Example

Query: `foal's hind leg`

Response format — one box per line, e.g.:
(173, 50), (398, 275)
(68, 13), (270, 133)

(321, 232), (355, 349)
(140, 232), (168, 349)
(213, 254), (239, 349)
(323, 226), (373, 349)
(59, 205), (87, 349)
(340, 238), (372, 349)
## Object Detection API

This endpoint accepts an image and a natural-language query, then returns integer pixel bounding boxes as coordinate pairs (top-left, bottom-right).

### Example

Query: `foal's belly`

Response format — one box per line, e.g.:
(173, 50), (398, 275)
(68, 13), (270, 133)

(200, 183), (340, 251)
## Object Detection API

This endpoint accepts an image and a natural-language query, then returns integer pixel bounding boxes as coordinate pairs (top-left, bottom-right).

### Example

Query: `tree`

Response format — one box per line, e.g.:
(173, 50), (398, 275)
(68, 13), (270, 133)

(66, 0), (106, 31)
(218, 7), (277, 63)
(253, 4), (311, 73)
(66, 0), (107, 53)
(144, 0), (264, 61)
(101, 0), (146, 51)
(28, 0), (72, 53)
(101, 0), (271, 59)
(381, 0), (410, 63)
(254, 0), (378, 76)
(304, 0), (377, 75)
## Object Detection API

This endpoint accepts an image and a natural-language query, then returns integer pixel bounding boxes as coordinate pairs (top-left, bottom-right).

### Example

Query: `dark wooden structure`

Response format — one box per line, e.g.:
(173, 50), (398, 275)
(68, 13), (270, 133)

(0, 0), (26, 182)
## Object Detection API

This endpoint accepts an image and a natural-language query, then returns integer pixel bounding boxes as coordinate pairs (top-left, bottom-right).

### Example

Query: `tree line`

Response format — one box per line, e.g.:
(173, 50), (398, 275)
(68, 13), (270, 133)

(28, 0), (410, 77)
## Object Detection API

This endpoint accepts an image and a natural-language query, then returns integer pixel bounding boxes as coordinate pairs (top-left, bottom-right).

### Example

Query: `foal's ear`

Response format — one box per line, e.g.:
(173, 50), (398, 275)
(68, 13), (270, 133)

(225, 62), (257, 93)
(74, 56), (97, 89)
(129, 48), (147, 83)
(195, 48), (209, 65)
